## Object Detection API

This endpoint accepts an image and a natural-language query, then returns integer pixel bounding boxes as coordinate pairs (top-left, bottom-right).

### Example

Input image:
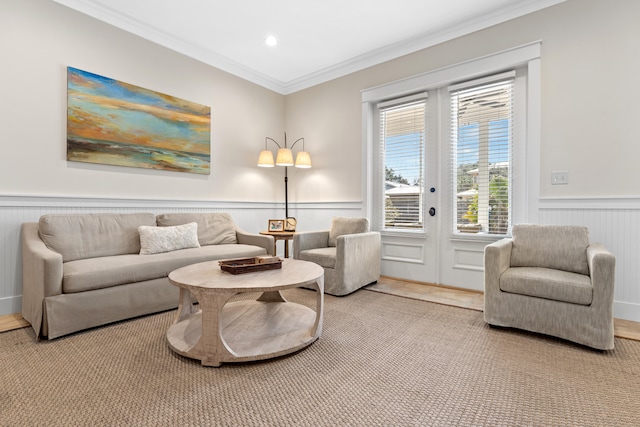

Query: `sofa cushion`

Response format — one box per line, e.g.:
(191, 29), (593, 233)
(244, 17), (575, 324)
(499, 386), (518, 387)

(156, 213), (237, 245)
(298, 247), (337, 269)
(39, 213), (157, 262)
(328, 217), (369, 247)
(62, 244), (268, 293)
(510, 224), (590, 275)
(500, 267), (593, 305)
(139, 222), (200, 255)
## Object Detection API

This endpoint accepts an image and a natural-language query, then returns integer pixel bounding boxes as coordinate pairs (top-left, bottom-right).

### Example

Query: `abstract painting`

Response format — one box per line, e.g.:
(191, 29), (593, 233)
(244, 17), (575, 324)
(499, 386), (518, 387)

(67, 67), (211, 174)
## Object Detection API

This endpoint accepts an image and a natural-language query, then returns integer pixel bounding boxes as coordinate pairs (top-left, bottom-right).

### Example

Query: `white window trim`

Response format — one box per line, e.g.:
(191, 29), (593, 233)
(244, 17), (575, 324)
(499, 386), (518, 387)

(362, 41), (541, 227)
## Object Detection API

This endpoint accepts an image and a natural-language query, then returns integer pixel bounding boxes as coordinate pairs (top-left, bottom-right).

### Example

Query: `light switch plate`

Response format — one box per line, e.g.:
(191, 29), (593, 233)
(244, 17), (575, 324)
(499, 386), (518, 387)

(551, 171), (569, 185)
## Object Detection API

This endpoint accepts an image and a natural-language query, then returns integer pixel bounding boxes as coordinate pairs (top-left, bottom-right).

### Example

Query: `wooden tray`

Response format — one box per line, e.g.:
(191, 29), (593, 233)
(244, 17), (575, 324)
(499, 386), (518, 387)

(219, 257), (282, 275)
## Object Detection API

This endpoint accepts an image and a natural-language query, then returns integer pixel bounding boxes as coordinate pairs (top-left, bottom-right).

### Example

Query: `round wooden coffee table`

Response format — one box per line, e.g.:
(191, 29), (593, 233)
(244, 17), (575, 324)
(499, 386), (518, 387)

(167, 258), (324, 367)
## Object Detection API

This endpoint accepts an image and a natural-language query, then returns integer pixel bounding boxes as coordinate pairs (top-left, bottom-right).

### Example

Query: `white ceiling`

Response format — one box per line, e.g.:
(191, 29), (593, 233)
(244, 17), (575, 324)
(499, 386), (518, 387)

(53, 0), (563, 94)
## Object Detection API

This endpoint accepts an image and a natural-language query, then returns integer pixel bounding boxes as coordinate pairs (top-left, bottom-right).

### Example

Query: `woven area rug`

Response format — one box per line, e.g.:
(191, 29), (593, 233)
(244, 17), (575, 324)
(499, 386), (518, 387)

(1, 289), (639, 426)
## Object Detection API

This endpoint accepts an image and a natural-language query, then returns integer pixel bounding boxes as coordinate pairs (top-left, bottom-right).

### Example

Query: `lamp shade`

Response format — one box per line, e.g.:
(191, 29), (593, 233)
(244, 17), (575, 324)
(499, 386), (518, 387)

(275, 148), (294, 166)
(295, 151), (312, 168)
(257, 150), (275, 167)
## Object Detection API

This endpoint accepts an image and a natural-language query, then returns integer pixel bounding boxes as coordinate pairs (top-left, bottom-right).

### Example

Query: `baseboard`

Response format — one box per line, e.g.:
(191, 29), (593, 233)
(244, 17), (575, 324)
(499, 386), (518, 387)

(613, 301), (640, 323)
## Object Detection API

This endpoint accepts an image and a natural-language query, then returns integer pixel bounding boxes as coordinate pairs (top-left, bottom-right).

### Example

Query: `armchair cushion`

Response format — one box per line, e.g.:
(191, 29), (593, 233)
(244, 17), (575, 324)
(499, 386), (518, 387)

(298, 247), (337, 269)
(328, 217), (369, 247)
(510, 224), (590, 275)
(500, 267), (592, 305)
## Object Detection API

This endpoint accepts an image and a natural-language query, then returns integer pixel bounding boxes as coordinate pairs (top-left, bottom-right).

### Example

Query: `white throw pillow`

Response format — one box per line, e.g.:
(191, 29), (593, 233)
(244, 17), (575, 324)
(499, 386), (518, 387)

(138, 222), (200, 255)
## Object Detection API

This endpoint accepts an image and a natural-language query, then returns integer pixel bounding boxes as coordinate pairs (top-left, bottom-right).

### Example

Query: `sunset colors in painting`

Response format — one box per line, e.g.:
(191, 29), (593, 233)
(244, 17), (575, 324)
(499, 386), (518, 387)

(67, 67), (211, 174)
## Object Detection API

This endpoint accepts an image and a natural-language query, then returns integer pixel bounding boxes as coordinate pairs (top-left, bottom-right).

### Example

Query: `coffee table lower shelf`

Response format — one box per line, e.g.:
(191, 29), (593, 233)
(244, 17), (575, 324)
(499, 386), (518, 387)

(167, 298), (319, 366)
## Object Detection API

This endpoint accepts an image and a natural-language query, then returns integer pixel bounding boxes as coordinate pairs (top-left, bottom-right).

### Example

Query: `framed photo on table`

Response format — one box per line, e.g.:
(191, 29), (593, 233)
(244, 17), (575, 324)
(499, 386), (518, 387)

(268, 219), (284, 232)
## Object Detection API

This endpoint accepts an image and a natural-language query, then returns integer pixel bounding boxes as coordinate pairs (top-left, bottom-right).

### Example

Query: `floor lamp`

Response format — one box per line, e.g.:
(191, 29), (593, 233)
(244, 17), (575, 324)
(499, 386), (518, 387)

(257, 133), (312, 220)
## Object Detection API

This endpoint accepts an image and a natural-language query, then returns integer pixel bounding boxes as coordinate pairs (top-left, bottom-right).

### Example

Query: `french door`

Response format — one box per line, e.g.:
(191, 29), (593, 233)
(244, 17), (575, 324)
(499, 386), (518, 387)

(366, 52), (536, 292)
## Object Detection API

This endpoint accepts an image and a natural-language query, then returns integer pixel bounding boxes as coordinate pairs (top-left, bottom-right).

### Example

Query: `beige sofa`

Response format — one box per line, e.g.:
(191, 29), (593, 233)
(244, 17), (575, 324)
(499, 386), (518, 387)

(21, 212), (273, 339)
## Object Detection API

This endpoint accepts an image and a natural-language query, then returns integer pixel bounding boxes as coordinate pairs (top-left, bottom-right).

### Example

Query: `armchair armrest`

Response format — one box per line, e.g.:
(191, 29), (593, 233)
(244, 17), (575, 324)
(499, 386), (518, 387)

(21, 222), (64, 337)
(236, 228), (275, 256)
(587, 243), (615, 310)
(335, 231), (381, 275)
(293, 231), (329, 259)
(483, 238), (513, 293)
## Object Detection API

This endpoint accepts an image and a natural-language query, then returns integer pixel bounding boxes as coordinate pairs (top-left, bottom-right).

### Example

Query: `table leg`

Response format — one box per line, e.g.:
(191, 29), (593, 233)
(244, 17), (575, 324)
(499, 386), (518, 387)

(257, 290), (287, 302)
(191, 290), (234, 367)
(173, 288), (197, 323)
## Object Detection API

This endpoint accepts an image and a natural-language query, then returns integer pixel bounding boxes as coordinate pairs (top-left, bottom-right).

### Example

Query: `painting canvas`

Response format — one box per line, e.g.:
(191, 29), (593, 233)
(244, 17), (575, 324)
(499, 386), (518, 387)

(67, 67), (211, 174)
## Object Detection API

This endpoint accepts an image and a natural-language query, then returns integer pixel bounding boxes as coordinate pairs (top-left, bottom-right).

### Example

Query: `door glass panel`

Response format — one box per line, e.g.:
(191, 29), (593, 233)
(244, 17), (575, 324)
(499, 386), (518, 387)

(451, 80), (513, 235)
(379, 100), (426, 231)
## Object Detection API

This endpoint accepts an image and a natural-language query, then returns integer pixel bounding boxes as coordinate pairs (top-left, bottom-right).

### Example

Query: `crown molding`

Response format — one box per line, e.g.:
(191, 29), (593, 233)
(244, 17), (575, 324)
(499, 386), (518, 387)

(52, 0), (286, 93)
(282, 0), (564, 94)
(53, 0), (565, 95)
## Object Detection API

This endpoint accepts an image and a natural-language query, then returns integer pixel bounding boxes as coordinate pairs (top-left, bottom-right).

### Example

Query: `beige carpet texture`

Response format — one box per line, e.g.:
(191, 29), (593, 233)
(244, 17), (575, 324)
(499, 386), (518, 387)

(1, 289), (639, 426)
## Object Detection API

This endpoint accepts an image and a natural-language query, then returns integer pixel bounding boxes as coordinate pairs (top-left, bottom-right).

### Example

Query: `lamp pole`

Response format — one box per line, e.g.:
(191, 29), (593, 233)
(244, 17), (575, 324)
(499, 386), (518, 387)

(284, 166), (289, 219)
(279, 133), (304, 219)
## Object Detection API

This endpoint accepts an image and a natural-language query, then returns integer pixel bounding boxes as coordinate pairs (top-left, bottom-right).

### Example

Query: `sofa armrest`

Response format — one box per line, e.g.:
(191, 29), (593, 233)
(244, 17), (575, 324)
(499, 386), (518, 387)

(293, 231), (330, 259)
(236, 228), (275, 256)
(587, 243), (615, 310)
(484, 238), (513, 293)
(21, 222), (64, 338)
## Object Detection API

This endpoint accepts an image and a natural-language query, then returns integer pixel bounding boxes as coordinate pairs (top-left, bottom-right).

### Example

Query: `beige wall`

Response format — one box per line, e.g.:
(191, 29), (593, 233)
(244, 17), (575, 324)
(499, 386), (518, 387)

(286, 0), (640, 201)
(2, 0), (638, 203)
(1, 0), (285, 203)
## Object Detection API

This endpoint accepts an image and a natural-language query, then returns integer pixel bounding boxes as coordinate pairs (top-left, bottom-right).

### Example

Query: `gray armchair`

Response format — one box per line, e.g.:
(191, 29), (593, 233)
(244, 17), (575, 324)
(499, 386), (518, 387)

(484, 224), (615, 350)
(293, 217), (381, 296)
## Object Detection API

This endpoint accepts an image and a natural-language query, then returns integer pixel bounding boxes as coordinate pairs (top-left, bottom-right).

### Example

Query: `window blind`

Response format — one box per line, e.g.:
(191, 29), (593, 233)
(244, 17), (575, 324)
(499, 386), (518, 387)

(378, 95), (427, 230)
(450, 74), (514, 235)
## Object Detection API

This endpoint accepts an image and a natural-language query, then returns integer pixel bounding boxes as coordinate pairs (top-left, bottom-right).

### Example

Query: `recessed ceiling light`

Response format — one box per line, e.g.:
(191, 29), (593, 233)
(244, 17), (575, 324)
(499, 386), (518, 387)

(265, 36), (277, 47)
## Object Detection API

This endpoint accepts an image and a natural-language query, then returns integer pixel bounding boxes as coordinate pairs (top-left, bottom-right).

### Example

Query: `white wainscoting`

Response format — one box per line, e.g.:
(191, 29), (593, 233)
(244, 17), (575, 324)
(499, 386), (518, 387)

(0, 194), (362, 316)
(539, 197), (640, 322)
(3, 194), (638, 322)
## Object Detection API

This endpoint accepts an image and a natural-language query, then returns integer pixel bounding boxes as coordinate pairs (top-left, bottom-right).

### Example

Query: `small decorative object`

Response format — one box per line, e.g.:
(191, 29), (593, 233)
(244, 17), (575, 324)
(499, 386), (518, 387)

(219, 257), (283, 274)
(268, 219), (284, 232)
(256, 255), (280, 264)
(285, 217), (297, 232)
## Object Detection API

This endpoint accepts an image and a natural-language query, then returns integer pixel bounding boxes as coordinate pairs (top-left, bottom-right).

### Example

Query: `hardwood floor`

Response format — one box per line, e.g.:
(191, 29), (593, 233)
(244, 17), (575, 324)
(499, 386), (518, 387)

(3, 277), (640, 342)
(367, 276), (640, 342)
(0, 313), (30, 333)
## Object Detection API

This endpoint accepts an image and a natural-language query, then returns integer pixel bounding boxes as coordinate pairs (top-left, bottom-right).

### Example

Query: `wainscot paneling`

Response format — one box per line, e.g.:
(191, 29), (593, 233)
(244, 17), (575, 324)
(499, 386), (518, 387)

(381, 241), (424, 264)
(539, 197), (640, 322)
(453, 248), (485, 272)
(0, 194), (362, 316)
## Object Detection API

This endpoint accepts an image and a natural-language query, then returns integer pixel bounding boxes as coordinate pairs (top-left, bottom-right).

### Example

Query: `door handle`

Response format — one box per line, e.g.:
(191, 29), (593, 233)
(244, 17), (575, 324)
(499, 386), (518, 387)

(429, 207), (436, 217)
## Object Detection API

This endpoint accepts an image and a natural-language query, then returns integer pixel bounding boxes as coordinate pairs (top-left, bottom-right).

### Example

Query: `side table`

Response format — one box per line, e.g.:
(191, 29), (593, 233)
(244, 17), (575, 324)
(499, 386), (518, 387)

(260, 230), (295, 258)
